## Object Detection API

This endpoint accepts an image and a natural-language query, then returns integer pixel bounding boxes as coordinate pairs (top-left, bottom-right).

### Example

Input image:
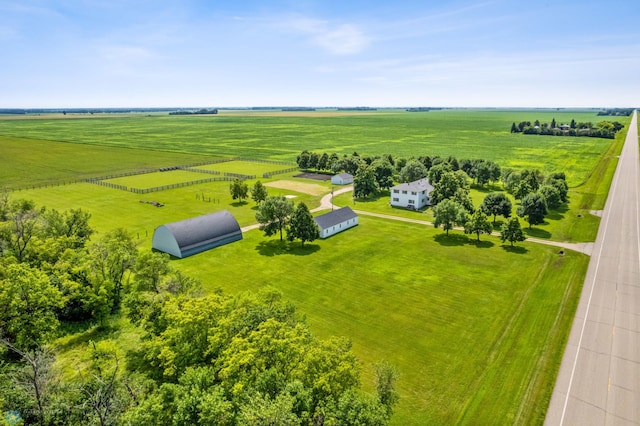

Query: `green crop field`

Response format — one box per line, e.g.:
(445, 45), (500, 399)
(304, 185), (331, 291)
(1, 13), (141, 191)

(0, 109), (625, 424)
(0, 109), (620, 187)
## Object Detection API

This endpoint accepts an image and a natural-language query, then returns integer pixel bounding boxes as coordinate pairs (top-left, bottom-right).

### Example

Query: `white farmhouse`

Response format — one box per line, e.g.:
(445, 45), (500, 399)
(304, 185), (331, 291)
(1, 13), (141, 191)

(331, 173), (354, 185)
(314, 206), (358, 239)
(390, 178), (434, 210)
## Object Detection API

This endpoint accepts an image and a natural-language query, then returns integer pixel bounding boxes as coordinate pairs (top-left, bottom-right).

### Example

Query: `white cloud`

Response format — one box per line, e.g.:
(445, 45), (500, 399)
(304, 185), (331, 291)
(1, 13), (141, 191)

(278, 15), (370, 56)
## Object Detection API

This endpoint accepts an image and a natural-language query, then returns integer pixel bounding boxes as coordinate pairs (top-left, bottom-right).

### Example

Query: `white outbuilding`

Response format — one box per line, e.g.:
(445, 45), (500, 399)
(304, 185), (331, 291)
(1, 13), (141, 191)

(314, 206), (358, 239)
(331, 173), (354, 185)
(390, 178), (434, 210)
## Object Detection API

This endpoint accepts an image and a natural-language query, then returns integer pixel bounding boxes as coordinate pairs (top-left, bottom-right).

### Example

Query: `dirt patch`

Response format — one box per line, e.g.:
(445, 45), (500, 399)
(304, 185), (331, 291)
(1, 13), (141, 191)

(294, 172), (332, 181)
(265, 180), (327, 196)
(589, 210), (603, 217)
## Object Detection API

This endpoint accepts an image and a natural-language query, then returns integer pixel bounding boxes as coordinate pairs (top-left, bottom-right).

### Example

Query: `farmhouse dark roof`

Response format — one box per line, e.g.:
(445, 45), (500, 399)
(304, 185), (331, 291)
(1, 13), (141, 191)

(391, 178), (434, 192)
(314, 206), (358, 229)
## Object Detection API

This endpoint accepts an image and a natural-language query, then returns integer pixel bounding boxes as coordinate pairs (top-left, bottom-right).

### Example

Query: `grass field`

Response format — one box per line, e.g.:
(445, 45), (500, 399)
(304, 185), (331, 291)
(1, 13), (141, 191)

(0, 109), (622, 424)
(194, 160), (295, 176)
(0, 109), (621, 187)
(175, 217), (588, 424)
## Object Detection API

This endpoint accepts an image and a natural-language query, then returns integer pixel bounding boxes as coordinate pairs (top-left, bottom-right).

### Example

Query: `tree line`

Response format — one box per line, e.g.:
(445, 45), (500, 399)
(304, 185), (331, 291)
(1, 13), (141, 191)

(0, 193), (398, 425)
(510, 118), (624, 139)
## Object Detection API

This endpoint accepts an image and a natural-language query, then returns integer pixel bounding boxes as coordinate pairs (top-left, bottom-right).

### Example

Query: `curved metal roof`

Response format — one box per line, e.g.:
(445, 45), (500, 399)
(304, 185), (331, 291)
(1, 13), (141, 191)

(153, 210), (242, 257)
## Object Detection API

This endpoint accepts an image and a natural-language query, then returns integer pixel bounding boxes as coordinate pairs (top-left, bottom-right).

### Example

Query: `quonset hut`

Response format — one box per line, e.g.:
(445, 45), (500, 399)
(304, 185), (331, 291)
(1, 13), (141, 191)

(152, 210), (242, 258)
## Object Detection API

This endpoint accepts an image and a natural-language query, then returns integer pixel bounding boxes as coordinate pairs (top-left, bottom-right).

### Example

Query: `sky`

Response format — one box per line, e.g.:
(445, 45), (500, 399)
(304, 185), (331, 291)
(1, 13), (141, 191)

(1, 0), (639, 108)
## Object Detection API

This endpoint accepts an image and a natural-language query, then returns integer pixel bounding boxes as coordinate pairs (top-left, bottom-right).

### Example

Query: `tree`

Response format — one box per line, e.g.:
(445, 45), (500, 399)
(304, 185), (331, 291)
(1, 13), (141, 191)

(430, 171), (469, 206)
(398, 160), (427, 183)
(134, 251), (171, 294)
(375, 361), (399, 415)
(308, 152), (319, 170)
(0, 263), (63, 349)
(287, 202), (320, 247)
(500, 217), (526, 246)
(517, 193), (548, 228)
(433, 199), (468, 236)
(296, 151), (310, 169)
(353, 165), (378, 199)
(510, 122), (518, 133)
(0, 198), (42, 262)
(464, 209), (493, 241)
(370, 158), (395, 189)
(317, 153), (329, 171)
(251, 180), (269, 204)
(229, 178), (249, 203)
(475, 161), (491, 186)
(513, 181), (532, 200)
(255, 196), (294, 241)
(0, 340), (57, 426)
(88, 228), (137, 313)
(427, 162), (452, 185)
(480, 192), (512, 224)
(551, 117), (557, 128)
(539, 185), (562, 210)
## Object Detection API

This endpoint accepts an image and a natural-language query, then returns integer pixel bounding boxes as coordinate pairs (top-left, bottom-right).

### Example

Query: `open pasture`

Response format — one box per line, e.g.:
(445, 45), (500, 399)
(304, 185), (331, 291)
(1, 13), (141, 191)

(176, 216), (588, 424)
(104, 169), (216, 190)
(0, 109), (619, 187)
(194, 159), (295, 176)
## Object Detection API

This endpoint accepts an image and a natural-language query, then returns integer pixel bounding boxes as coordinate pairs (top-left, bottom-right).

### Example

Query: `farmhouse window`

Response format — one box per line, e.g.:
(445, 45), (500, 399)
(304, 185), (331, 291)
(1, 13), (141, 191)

(393, 197), (399, 202)
(393, 189), (399, 194)
(402, 190), (407, 194)
(411, 191), (417, 195)
(408, 200), (415, 204)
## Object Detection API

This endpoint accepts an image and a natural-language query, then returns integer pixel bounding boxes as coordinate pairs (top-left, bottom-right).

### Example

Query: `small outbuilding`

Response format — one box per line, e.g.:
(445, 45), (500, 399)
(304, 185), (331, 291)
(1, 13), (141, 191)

(152, 210), (242, 258)
(331, 173), (354, 185)
(314, 206), (358, 239)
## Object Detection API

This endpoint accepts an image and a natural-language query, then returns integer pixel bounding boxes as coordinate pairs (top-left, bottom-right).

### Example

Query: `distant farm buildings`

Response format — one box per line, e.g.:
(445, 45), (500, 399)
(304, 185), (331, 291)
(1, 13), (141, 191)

(152, 210), (242, 258)
(314, 206), (358, 239)
(331, 173), (354, 185)
(390, 178), (434, 210)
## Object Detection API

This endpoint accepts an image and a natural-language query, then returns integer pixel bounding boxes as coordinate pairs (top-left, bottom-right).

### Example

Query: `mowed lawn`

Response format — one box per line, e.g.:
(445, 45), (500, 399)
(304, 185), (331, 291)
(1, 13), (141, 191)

(176, 217), (588, 425)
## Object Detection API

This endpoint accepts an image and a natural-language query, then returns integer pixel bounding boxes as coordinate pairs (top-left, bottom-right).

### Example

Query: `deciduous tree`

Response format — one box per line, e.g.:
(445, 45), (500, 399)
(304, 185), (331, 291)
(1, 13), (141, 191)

(398, 160), (427, 183)
(353, 165), (378, 199)
(433, 199), (468, 236)
(480, 192), (512, 224)
(250, 180), (268, 204)
(464, 209), (493, 241)
(256, 196), (294, 241)
(517, 193), (548, 228)
(287, 202), (320, 247)
(229, 178), (249, 202)
(500, 217), (526, 246)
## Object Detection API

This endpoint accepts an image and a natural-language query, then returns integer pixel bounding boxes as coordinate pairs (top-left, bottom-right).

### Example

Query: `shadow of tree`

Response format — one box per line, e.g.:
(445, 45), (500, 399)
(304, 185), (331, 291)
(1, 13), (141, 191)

(524, 227), (552, 239)
(230, 201), (249, 207)
(547, 204), (569, 221)
(256, 239), (320, 256)
(501, 244), (528, 254)
(468, 239), (495, 249)
(55, 322), (115, 352)
(433, 233), (468, 246)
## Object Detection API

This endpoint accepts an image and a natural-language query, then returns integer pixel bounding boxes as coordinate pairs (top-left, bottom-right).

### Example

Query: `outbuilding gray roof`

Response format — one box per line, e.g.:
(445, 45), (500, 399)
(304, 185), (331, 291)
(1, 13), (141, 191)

(335, 173), (353, 179)
(391, 178), (434, 192)
(314, 206), (358, 229)
(152, 210), (242, 258)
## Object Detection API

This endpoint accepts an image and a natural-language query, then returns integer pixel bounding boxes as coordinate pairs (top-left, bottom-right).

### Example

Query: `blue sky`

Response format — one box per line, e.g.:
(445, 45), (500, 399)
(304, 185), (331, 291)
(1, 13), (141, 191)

(1, 0), (639, 108)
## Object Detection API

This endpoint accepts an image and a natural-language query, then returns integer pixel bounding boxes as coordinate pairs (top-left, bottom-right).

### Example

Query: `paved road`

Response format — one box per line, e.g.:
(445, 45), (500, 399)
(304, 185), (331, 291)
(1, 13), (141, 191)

(545, 111), (640, 425)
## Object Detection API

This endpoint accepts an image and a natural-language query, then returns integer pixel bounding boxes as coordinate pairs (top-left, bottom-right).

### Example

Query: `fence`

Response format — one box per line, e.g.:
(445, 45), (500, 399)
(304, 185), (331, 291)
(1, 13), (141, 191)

(262, 166), (300, 178)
